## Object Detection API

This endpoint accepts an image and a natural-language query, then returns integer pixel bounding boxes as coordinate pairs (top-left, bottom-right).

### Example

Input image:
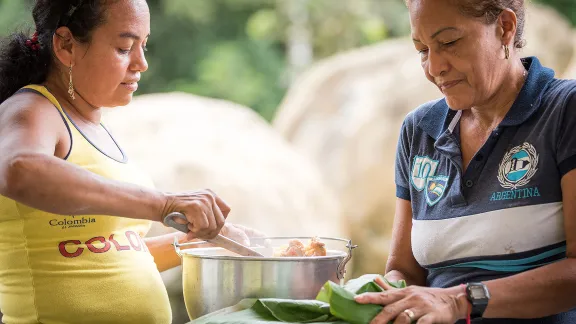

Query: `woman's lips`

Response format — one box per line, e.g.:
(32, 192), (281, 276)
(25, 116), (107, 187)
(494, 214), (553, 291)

(438, 80), (462, 92)
(121, 82), (138, 92)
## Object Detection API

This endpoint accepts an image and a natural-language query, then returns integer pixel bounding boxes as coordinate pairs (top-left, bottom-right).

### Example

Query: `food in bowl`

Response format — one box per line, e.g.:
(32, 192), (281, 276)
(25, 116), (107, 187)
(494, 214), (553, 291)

(274, 237), (327, 257)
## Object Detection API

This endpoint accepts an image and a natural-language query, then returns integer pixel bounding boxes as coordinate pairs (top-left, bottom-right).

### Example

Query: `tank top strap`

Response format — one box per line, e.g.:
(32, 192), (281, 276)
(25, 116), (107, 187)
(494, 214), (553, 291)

(17, 85), (77, 159)
(19, 84), (75, 124)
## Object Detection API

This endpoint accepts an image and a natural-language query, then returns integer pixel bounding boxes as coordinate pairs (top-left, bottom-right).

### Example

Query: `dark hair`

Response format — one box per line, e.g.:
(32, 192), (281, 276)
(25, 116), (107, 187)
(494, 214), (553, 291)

(407, 0), (526, 49)
(0, 0), (109, 104)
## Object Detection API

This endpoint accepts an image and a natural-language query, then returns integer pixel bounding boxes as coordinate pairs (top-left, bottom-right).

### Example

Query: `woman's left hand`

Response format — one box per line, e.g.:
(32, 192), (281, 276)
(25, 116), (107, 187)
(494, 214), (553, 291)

(354, 277), (470, 324)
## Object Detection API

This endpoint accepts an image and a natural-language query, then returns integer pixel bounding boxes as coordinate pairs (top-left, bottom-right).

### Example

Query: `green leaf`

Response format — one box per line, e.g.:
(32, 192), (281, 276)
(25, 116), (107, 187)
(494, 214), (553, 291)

(258, 299), (332, 322)
(317, 275), (407, 324)
(190, 275), (408, 324)
(192, 298), (344, 324)
(340, 274), (406, 294)
(316, 281), (384, 324)
(342, 274), (385, 294)
(385, 278), (408, 289)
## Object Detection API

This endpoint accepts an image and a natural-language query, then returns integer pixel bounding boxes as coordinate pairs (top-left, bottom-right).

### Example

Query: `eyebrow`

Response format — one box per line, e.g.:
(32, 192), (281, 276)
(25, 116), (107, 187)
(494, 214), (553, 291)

(118, 32), (150, 40)
(412, 27), (458, 43)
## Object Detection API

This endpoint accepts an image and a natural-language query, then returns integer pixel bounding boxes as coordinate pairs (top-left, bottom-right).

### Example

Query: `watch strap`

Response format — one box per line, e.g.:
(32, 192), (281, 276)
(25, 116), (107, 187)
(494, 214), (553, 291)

(466, 283), (490, 318)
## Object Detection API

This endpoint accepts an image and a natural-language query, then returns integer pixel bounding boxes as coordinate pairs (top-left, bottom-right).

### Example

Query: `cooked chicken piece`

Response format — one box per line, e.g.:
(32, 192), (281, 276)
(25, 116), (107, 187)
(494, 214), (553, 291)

(280, 239), (305, 256)
(273, 237), (327, 257)
(304, 237), (327, 256)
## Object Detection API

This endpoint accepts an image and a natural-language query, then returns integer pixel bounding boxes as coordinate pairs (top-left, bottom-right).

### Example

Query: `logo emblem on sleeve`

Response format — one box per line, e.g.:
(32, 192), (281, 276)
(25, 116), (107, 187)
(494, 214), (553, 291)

(497, 142), (539, 189)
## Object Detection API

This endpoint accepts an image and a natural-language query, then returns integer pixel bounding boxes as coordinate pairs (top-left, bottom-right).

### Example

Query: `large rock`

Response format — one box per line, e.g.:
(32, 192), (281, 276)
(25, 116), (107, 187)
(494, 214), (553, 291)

(105, 92), (343, 238)
(104, 93), (343, 323)
(273, 38), (439, 277)
(522, 3), (574, 75)
(271, 3), (575, 277)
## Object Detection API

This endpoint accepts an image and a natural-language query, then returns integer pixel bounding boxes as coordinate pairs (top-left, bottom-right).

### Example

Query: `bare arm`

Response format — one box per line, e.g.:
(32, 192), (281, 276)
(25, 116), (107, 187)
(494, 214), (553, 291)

(145, 223), (267, 272)
(357, 183), (576, 322)
(0, 95), (165, 221)
(384, 198), (427, 286)
(0, 94), (229, 240)
(145, 232), (188, 272)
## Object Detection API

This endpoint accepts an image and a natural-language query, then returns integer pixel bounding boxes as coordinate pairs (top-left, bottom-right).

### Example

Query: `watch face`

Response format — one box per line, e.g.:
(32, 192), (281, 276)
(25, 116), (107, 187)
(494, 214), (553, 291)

(470, 286), (487, 299)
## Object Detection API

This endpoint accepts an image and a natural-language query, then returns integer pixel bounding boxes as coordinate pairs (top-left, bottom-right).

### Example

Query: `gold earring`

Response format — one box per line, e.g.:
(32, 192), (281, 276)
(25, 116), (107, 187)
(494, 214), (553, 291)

(68, 64), (75, 100)
(504, 45), (510, 60)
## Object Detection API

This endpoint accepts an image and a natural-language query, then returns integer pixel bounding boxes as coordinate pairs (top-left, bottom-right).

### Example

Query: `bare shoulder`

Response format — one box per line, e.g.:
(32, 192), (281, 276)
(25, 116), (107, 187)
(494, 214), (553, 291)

(0, 90), (62, 125)
(0, 91), (70, 158)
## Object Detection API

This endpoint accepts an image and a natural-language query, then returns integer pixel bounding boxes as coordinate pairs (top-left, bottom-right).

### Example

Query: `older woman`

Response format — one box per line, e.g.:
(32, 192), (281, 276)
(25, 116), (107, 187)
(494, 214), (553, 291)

(0, 0), (261, 323)
(355, 0), (576, 323)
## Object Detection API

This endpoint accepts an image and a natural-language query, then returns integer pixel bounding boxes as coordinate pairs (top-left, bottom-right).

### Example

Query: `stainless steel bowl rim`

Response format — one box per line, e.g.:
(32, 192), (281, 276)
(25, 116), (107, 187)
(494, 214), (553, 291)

(176, 251), (347, 261)
(177, 236), (352, 245)
(173, 236), (358, 279)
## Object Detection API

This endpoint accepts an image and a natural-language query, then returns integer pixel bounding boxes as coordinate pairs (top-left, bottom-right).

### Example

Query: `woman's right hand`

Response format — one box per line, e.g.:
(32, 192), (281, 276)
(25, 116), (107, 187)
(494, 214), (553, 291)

(160, 189), (230, 240)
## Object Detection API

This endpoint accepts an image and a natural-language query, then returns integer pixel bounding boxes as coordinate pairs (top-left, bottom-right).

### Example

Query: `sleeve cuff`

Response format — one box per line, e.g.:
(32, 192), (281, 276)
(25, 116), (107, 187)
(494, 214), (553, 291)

(559, 154), (576, 178)
(396, 185), (411, 201)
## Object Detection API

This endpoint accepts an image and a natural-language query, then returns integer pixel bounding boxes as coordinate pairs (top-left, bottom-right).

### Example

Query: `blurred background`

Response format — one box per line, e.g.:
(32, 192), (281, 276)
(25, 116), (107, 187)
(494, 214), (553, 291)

(2, 0), (576, 322)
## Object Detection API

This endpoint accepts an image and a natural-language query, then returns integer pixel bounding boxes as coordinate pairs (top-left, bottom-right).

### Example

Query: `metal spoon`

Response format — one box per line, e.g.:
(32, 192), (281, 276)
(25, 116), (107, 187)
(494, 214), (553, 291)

(163, 212), (264, 257)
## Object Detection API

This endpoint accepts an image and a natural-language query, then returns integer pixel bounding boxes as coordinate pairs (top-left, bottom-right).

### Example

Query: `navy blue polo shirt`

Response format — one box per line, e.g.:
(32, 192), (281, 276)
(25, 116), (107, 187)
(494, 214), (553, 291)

(395, 57), (576, 323)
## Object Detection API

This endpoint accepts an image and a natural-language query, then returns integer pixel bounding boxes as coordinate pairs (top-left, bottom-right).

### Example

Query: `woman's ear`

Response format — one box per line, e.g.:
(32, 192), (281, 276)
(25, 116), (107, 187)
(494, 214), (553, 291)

(498, 8), (518, 46)
(52, 26), (77, 67)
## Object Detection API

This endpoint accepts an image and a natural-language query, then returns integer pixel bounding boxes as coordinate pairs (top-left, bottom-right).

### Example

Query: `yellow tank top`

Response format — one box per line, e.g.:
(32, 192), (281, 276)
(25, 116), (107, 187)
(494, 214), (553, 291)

(0, 85), (171, 324)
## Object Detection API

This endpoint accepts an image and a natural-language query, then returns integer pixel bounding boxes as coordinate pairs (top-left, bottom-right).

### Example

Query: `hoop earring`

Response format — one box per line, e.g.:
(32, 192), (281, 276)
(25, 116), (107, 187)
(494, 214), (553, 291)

(68, 64), (75, 100)
(504, 45), (510, 60)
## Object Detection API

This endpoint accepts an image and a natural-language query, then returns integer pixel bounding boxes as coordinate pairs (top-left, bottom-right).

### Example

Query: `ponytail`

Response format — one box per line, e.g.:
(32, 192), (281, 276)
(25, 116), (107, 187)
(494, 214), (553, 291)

(0, 0), (109, 104)
(0, 31), (52, 104)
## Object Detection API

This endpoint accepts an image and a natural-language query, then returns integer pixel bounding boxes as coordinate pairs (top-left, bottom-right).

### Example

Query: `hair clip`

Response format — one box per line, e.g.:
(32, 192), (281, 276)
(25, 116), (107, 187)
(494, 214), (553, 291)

(25, 31), (40, 51)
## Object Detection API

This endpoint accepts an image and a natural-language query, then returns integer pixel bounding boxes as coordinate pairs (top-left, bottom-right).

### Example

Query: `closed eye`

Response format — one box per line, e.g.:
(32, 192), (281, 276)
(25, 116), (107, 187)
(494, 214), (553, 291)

(441, 39), (459, 48)
(117, 45), (148, 54)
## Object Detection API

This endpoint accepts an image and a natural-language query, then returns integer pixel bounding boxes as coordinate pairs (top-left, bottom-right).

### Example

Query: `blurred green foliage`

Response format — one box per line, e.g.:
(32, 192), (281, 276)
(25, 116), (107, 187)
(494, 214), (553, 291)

(537, 0), (576, 26)
(0, 0), (410, 120)
(0, 0), (574, 120)
(143, 0), (287, 121)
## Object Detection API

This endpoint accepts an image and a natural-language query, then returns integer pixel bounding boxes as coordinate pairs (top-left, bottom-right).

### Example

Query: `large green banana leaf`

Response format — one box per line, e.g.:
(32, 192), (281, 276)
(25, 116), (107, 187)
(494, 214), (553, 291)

(190, 274), (407, 324)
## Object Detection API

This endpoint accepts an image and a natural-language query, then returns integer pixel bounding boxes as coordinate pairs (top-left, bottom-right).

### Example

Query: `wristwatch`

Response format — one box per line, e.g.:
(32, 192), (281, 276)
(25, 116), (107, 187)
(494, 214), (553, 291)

(465, 282), (490, 318)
